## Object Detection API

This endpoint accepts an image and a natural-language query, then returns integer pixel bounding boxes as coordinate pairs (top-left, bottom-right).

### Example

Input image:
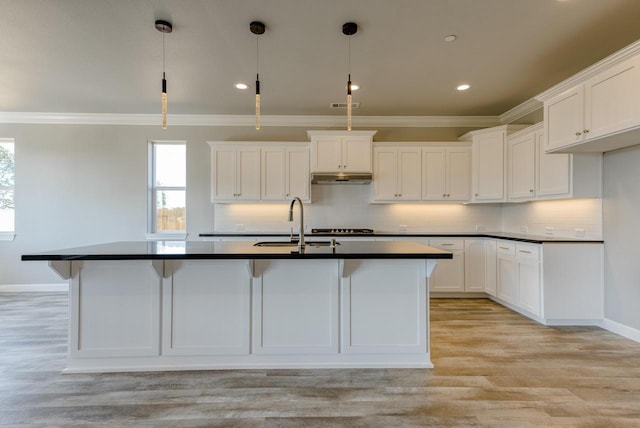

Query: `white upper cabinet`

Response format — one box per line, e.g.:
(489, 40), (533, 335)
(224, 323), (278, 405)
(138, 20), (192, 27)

(261, 146), (310, 202)
(308, 131), (377, 173)
(542, 55), (640, 153)
(508, 131), (536, 200)
(210, 144), (261, 202)
(460, 125), (528, 203)
(210, 142), (310, 203)
(507, 123), (601, 201)
(421, 147), (470, 201)
(373, 146), (421, 201)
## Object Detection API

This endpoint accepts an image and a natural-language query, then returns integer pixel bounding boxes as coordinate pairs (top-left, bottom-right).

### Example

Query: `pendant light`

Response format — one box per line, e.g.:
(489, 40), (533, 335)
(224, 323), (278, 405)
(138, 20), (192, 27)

(342, 22), (357, 131)
(250, 21), (266, 130)
(155, 20), (172, 129)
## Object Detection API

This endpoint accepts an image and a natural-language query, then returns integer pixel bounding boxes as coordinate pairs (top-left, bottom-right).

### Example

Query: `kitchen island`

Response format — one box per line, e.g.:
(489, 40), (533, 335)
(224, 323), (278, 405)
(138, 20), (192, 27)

(22, 240), (451, 373)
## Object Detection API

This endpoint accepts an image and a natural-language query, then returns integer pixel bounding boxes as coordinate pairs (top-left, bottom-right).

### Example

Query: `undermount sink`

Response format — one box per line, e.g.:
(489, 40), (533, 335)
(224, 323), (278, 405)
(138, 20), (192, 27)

(254, 241), (340, 247)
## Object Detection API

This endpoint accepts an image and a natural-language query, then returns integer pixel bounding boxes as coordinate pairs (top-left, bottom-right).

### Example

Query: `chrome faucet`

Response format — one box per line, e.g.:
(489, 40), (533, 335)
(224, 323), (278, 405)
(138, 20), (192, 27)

(288, 197), (305, 251)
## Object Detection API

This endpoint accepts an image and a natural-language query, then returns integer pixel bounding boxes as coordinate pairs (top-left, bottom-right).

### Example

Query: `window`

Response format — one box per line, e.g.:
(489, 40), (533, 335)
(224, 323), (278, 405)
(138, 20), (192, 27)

(0, 138), (15, 239)
(148, 141), (186, 238)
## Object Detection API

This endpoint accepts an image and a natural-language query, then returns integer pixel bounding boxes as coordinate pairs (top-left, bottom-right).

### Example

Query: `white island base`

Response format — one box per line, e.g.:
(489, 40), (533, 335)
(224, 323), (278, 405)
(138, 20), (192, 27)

(52, 258), (438, 373)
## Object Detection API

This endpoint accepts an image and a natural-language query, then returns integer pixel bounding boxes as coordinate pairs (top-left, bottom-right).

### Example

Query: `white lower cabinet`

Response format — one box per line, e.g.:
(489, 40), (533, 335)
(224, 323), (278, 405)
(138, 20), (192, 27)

(341, 259), (427, 354)
(427, 239), (465, 292)
(163, 260), (250, 356)
(252, 259), (339, 354)
(518, 255), (541, 317)
(464, 239), (487, 292)
(496, 241), (541, 317)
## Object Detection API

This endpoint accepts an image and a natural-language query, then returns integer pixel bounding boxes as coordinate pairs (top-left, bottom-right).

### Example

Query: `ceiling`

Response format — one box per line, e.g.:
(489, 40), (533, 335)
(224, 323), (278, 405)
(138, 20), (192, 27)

(2, 0), (640, 119)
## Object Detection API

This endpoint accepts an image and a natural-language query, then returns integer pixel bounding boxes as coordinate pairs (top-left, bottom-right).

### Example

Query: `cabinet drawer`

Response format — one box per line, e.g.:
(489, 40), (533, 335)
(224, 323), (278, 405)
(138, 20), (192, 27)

(516, 243), (540, 261)
(496, 241), (516, 256)
(428, 239), (464, 250)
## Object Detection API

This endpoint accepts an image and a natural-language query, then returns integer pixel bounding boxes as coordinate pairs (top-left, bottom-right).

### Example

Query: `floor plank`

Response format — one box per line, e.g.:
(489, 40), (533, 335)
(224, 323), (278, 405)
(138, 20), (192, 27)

(1, 293), (640, 427)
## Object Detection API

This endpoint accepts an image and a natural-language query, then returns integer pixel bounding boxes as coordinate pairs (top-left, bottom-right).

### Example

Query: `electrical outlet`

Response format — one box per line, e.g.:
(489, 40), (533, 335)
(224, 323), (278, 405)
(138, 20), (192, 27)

(520, 225), (528, 234)
(475, 225), (486, 232)
(399, 224), (408, 233)
(575, 228), (586, 238)
(545, 227), (554, 236)
(235, 224), (245, 231)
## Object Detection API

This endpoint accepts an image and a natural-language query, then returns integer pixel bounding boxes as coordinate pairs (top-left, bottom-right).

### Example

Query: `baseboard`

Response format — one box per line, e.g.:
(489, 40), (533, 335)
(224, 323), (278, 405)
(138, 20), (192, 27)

(601, 318), (640, 344)
(0, 283), (68, 292)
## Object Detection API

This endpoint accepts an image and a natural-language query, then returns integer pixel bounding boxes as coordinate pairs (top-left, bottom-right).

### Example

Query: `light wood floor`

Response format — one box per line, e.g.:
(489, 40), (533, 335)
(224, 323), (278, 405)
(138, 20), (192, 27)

(1, 293), (640, 427)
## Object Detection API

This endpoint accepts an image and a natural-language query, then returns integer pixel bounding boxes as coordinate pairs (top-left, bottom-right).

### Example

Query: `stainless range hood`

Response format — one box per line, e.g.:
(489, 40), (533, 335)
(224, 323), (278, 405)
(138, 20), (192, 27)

(310, 172), (372, 185)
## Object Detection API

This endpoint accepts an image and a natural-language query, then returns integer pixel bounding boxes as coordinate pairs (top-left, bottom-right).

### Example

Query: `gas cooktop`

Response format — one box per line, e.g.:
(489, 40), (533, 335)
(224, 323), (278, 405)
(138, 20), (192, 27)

(311, 228), (375, 235)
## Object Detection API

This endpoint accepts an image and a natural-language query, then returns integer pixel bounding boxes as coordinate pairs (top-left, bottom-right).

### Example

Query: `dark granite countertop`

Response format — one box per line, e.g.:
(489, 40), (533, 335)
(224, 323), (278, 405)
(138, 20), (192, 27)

(21, 240), (453, 261)
(198, 231), (603, 244)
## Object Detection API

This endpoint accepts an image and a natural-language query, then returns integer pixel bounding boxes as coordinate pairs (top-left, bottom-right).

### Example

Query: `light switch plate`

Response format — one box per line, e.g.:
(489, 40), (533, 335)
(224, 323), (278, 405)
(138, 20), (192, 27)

(575, 228), (586, 238)
(235, 224), (245, 231)
(520, 225), (528, 233)
(398, 224), (408, 233)
(475, 225), (485, 232)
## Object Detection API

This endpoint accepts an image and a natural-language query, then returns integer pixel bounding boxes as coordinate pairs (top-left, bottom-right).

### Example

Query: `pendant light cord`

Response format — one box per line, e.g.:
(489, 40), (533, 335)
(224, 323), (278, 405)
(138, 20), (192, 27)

(162, 31), (166, 78)
(347, 36), (351, 76)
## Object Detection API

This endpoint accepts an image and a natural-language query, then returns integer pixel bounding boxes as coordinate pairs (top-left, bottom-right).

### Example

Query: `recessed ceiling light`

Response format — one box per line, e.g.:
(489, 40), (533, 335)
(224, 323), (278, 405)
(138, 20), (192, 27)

(235, 83), (249, 90)
(457, 84), (470, 91)
(444, 35), (457, 42)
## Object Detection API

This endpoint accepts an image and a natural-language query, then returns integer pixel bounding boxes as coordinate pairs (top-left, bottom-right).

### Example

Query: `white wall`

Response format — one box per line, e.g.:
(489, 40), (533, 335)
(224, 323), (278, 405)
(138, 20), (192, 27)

(603, 144), (640, 330)
(501, 198), (603, 239)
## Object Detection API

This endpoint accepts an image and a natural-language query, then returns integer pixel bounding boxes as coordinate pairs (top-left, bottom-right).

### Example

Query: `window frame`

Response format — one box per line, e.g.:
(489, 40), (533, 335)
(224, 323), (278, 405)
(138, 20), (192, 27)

(0, 138), (15, 241)
(147, 140), (187, 240)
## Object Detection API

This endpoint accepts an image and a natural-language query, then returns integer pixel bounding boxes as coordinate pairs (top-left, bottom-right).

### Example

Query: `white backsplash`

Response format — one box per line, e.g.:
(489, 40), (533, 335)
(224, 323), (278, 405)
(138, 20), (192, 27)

(501, 198), (602, 239)
(214, 185), (503, 233)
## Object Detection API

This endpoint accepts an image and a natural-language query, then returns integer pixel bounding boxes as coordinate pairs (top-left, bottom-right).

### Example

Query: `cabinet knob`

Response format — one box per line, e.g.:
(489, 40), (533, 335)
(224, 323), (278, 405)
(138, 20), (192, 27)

(529, 189), (534, 193)
(398, 194), (402, 197)
(583, 129), (589, 134)
(475, 193), (478, 197)
(447, 194), (450, 197)
(575, 131), (582, 136)
(443, 194), (446, 197)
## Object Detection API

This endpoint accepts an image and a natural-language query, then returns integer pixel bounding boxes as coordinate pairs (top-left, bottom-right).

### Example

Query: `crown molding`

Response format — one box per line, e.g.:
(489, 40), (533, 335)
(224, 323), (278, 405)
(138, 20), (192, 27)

(0, 112), (501, 128)
(535, 38), (640, 102)
(499, 98), (543, 124)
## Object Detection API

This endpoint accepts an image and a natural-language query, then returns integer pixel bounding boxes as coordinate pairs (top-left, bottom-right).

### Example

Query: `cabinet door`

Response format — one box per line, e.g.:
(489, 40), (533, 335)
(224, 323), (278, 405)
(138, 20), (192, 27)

(397, 148), (422, 200)
(544, 85), (585, 151)
(585, 57), (640, 141)
(343, 136), (372, 172)
(484, 240), (497, 296)
(536, 130), (571, 197)
(497, 256), (518, 305)
(473, 132), (506, 201)
(446, 148), (471, 201)
(261, 147), (286, 201)
(211, 146), (237, 201)
(236, 147), (261, 200)
(373, 148), (398, 201)
(422, 148), (447, 200)
(518, 259), (541, 317)
(509, 132), (536, 200)
(312, 137), (343, 172)
(429, 250), (465, 292)
(286, 148), (310, 201)
(464, 240), (485, 292)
